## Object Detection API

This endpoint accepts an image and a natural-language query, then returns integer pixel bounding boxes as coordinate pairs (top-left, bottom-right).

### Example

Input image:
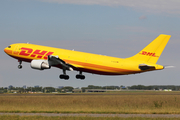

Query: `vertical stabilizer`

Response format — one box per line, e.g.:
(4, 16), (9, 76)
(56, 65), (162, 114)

(126, 34), (171, 63)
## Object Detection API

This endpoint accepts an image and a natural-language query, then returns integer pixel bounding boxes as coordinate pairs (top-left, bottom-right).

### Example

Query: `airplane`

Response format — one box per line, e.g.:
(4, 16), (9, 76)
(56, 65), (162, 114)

(4, 34), (171, 80)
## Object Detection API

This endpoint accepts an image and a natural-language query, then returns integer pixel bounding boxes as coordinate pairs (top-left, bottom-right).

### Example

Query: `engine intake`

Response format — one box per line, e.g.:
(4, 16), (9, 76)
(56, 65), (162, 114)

(31, 60), (50, 70)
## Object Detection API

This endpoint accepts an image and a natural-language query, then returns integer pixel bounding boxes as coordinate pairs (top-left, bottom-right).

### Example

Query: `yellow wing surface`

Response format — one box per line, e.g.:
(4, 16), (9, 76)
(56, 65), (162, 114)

(4, 34), (171, 79)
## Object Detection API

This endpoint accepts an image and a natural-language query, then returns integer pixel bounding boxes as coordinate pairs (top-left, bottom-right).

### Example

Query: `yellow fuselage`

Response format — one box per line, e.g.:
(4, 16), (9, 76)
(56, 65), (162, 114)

(4, 43), (163, 75)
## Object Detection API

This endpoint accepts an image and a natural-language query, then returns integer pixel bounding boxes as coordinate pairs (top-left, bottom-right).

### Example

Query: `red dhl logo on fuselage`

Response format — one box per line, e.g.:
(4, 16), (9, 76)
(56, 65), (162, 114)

(139, 51), (159, 57)
(19, 47), (54, 59)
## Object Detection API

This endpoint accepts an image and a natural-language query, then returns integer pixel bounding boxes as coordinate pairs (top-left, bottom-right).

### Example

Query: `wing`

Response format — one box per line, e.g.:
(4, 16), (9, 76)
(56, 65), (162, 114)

(48, 55), (74, 71)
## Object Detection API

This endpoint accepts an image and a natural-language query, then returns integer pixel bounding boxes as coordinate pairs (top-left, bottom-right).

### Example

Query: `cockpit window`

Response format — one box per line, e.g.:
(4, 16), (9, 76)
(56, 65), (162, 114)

(8, 46), (11, 48)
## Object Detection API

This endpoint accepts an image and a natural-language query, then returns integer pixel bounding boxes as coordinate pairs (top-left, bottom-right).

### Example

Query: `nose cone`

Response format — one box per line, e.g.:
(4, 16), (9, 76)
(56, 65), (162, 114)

(4, 47), (12, 55)
(4, 48), (8, 53)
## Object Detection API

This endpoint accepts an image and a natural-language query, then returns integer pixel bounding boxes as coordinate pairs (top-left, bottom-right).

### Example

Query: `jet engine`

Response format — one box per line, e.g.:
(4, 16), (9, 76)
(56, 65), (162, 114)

(30, 60), (50, 70)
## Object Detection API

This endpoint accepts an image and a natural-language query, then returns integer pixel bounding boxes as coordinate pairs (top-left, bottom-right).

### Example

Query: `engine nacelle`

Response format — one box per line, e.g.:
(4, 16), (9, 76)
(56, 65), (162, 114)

(31, 60), (50, 70)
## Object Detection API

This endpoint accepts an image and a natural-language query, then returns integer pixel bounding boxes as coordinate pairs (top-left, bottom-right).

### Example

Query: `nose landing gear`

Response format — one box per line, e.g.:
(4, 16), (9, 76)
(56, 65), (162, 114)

(18, 60), (22, 69)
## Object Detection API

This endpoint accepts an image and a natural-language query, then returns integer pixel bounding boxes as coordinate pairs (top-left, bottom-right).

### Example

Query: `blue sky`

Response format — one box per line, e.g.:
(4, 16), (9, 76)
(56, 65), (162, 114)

(1, 0), (180, 88)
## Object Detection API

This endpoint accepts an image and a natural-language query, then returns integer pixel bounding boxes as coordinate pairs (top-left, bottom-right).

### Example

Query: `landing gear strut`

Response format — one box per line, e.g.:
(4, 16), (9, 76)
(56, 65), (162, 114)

(18, 60), (22, 69)
(76, 71), (85, 80)
(59, 68), (69, 80)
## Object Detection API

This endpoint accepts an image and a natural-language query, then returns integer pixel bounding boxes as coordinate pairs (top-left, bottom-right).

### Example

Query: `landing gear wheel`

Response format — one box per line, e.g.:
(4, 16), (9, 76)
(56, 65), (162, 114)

(76, 74), (85, 80)
(59, 74), (69, 80)
(81, 75), (85, 80)
(76, 74), (80, 79)
(18, 65), (22, 69)
(59, 74), (64, 79)
(64, 75), (69, 80)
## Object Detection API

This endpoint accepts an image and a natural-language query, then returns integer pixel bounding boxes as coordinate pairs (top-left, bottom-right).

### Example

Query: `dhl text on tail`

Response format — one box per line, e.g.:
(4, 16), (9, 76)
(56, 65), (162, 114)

(4, 34), (171, 80)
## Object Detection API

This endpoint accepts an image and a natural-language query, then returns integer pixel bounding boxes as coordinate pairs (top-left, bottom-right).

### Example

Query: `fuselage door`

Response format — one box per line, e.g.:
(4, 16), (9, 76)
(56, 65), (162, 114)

(13, 45), (20, 55)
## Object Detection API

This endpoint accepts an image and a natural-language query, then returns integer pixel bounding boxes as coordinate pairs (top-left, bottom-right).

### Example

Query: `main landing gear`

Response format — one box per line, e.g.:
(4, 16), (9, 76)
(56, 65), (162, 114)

(76, 71), (85, 80)
(59, 69), (69, 80)
(18, 60), (22, 69)
(59, 70), (85, 80)
(59, 74), (69, 80)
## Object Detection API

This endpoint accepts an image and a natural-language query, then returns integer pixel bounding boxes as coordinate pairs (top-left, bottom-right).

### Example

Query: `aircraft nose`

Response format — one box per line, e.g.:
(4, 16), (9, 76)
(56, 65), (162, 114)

(4, 48), (8, 53)
(4, 48), (12, 54)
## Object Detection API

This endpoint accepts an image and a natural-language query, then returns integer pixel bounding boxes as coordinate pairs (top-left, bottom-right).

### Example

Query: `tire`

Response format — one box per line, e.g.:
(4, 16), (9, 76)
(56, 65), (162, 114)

(18, 65), (22, 69)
